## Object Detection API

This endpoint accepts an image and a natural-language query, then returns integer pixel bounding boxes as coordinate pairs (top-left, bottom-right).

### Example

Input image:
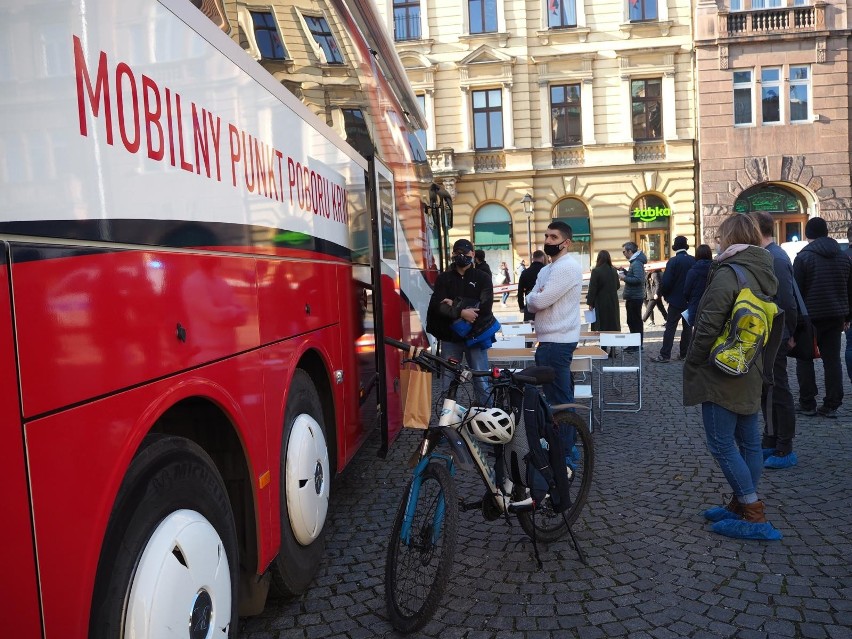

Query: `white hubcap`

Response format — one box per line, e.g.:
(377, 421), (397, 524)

(125, 510), (231, 638)
(286, 413), (330, 545)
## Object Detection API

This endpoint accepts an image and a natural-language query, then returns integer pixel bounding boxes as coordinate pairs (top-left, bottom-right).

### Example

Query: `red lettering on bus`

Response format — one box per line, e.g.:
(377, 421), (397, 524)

(73, 35), (113, 145)
(228, 123), (241, 187)
(165, 88), (176, 166)
(207, 112), (222, 182)
(192, 104), (210, 177)
(174, 93), (193, 173)
(115, 62), (140, 153)
(287, 157), (296, 205)
(276, 151), (285, 203)
(254, 137), (267, 198)
(141, 75), (164, 161)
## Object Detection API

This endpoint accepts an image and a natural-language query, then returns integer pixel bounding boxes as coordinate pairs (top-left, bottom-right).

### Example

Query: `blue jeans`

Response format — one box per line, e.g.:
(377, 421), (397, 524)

(440, 340), (491, 405)
(845, 326), (852, 385)
(535, 341), (578, 455)
(701, 402), (762, 502)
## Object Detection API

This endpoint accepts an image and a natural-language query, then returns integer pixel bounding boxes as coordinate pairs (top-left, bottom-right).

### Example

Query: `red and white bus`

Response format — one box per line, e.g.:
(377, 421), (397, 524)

(0, 0), (448, 636)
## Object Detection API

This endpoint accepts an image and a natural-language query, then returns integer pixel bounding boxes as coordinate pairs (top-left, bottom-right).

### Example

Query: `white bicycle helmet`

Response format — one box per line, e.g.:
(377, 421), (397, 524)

(466, 407), (515, 444)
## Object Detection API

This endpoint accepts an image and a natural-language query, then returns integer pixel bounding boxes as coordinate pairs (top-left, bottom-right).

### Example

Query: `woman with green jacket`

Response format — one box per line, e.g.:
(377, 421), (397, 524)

(683, 214), (782, 541)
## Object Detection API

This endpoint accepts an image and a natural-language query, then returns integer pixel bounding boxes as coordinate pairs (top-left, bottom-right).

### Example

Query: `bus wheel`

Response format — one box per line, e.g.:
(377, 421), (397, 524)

(90, 436), (239, 639)
(272, 370), (330, 596)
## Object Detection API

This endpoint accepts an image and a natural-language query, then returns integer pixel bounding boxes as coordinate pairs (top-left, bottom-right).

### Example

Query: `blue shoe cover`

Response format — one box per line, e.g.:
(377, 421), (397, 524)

(568, 445), (580, 463)
(703, 505), (741, 522)
(762, 448), (776, 461)
(711, 519), (782, 540)
(765, 452), (798, 469)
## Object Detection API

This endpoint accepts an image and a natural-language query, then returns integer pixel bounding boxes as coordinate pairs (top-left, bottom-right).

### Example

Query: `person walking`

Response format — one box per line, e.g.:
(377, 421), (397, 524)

(683, 244), (713, 326)
(743, 212), (798, 469)
(517, 250), (545, 321)
(642, 270), (667, 326)
(586, 250), (621, 332)
(499, 261), (511, 305)
(651, 236), (695, 363)
(515, 260), (526, 277)
(793, 216), (852, 419)
(526, 222), (583, 454)
(426, 239), (495, 403)
(618, 241), (646, 350)
(684, 213), (782, 541)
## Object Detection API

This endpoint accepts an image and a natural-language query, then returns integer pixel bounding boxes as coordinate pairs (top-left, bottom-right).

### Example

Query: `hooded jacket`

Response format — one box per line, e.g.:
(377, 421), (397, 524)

(621, 250), (647, 301)
(683, 245), (777, 413)
(793, 236), (852, 321)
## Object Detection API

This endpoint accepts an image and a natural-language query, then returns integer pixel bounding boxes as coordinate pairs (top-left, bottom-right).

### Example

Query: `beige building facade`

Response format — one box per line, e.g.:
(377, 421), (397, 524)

(379, 0), (699, 272)
(695, 0), (852, 242)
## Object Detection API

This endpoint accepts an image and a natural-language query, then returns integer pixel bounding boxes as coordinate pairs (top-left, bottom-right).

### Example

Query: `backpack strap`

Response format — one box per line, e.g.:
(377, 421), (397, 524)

(724, 262), (749, 289)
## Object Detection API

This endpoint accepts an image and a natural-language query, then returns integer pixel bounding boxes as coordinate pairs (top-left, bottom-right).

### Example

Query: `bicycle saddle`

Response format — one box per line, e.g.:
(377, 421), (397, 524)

(515, 366), (555, 385)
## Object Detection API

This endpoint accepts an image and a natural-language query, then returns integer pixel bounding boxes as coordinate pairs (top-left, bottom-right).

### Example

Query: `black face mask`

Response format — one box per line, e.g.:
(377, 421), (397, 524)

(453, 254), (473, 268)
(543, 242), (563, 257)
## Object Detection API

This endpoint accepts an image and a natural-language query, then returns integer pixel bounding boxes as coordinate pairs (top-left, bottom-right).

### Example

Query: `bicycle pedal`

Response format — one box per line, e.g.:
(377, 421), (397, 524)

(507, 497), (535, 514)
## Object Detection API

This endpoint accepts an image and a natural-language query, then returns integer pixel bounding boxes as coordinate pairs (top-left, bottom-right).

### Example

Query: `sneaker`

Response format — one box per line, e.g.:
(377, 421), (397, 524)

(817, 406), (838, 418)
(650, 355), (670, 363)
(795, 403), (818, 416)
(765, 451), (798, 469)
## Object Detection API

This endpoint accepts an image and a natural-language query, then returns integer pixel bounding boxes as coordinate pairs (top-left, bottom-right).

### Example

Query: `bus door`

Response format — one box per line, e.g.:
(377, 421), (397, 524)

(0, 242), (42, 636)
(369, 158), (404, 456)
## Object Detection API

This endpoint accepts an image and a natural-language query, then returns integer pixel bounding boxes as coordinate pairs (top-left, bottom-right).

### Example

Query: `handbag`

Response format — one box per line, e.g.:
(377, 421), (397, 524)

(400, 347), (432, 429)
(788, 280), (820, 360)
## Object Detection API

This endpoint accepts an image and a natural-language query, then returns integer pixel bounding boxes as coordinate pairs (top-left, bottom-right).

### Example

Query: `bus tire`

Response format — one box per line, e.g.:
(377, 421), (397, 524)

(271, 369), (330, 597)
(90, 435), (239, 639)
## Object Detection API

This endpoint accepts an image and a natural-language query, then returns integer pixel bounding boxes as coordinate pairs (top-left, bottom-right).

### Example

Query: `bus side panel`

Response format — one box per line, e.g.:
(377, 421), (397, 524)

(0, 256), (42, 636)
(25, 355), (266, 639)
(12, 248), (259, 417)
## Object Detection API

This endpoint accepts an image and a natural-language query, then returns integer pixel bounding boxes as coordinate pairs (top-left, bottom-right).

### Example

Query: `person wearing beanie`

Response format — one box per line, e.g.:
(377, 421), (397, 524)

(651, 235), (696, 363)
(793, 216), (852, 418)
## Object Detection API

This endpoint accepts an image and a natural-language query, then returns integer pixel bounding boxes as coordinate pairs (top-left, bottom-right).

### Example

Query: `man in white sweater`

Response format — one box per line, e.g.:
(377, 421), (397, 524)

(526, 221), (583, 418)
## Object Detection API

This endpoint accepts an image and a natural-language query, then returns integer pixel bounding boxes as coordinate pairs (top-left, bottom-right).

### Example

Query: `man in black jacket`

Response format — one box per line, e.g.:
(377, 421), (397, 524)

(517, 250), (545, 321)
(427, 239), (495, 401)
(793, 217), (852, 419)
(651, 236), (695, 363)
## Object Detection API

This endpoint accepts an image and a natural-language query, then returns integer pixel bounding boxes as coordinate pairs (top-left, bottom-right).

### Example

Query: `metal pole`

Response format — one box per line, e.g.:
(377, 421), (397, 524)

(526, 214), (532, 260)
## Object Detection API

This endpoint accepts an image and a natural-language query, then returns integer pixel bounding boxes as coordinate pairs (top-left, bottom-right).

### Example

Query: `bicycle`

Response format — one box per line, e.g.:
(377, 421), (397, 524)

(384, 337), (594, 634)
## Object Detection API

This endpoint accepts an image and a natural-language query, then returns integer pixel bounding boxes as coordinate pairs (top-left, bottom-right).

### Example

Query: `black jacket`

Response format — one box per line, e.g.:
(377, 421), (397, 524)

(476, 261), (492, 277)
(766, 242), (797, 339)
(683, 258), (712, 322)
(793, 237), (852, 321)
(426, 266), (494, 342)
(517, 261), (545, 314)
(660, 250), (696, 309)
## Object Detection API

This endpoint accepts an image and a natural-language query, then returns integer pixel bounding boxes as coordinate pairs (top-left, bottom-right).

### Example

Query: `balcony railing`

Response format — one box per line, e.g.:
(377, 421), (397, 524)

(720, 3), (825, 36)
(394, 12), (421, 41)
(427, 149), (455, 174)
(473, 151), (506, 172)
(634, 141), (666, 163)
(552, 147), (584, 168)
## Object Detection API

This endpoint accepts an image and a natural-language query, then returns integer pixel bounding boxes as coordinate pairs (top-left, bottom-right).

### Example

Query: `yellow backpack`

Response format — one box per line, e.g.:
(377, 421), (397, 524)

(710, 264), (780, 376)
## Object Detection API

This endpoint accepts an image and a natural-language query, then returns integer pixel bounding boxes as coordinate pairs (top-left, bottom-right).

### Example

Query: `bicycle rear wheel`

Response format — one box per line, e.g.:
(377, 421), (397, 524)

(518, 410), (594, 543)
(385, 461), (458, 634)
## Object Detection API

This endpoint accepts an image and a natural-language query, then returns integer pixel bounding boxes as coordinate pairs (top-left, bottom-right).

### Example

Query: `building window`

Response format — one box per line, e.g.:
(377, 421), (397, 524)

(472, 89), (503, 150)
(469, 0), (498, 34)
(415, 94), (428, 151)
(629, 0), (657, 22)
(393, 0), (421, 41)
(750, 0), (783, 8)
(733, 70), (753, 126)
(305, 15), (343, 64)
(341, 108), (374, 157)
(789, 65), (810, 122)
(250, 10), (288, 60)
(631, 79), (662, 141)
(547, 0), (577, 28)
(761, 68), (781, 124)
(551, 84), (581, 146)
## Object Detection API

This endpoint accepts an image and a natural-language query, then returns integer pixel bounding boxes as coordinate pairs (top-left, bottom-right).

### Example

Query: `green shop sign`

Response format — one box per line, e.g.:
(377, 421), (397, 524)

(631, 206), (672, 223)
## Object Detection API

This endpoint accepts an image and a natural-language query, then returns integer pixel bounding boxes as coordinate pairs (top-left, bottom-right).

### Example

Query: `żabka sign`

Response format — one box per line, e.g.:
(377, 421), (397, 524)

(72, 35), (349, 225)
(631, 206), (671, 223)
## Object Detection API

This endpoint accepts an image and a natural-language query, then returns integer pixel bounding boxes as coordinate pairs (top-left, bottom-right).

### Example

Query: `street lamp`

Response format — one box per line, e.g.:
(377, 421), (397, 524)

(522, 193), (534, 259)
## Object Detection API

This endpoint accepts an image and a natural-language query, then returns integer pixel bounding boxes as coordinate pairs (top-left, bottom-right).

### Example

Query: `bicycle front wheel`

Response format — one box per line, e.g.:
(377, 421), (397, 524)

(518, 410), (594, 543)
(385, 461), (458, 634)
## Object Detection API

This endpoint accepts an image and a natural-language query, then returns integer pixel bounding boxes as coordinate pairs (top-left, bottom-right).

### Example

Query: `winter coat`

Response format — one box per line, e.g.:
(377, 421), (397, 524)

(621, 251), (647, 301)
(476, 261), (492, 277)
(683, 259), (712, 323)
(660, 250), (696, 309)
(517, 261), (545, 318)
(766, 242), (797, 340)
(683, 245), (778, 413)
(586, 264), (621, 331)
(426, 266), (494, 342)
(793, 237), (852, 321)
(645, 271), (662, 303)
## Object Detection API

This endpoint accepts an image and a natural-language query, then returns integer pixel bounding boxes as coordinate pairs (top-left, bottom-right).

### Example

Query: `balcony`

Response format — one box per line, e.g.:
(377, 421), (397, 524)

(719, 3), (825, 38)
(427, 149), (456, 175)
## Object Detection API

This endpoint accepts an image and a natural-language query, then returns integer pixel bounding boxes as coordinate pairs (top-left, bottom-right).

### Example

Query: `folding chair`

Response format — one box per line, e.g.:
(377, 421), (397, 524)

(492, 335), (526, 349)
(570, 356), (595, 433)
(598, 333), (642, 424)
(500, 323), (532, 336)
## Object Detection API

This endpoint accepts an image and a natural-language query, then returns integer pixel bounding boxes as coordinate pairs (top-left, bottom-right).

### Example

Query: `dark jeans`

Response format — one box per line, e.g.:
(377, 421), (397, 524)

(845, 325), (852, 385)
(625, 299), (643, 342)
(761, 341), (795, 454)
(796, 317), (844, 411)
(535, 341), (577, 455)
(642, 298), (668, 323)
(659, 304), (692, 360)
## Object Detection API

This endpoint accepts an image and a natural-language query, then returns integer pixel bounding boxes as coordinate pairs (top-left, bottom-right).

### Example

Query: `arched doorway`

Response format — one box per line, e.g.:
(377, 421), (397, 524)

(733, 184), (808, 242)
(472, 203), (512, 282)
(552, 197), (591, 271)
(630, 193), (671, 261)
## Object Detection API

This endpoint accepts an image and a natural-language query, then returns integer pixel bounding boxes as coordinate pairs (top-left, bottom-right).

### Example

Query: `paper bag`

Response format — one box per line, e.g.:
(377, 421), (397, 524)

(400, 365), (432, 429)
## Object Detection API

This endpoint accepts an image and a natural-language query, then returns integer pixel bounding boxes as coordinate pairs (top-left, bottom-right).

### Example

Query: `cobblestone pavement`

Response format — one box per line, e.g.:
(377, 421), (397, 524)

(241, 322), (852, 639)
